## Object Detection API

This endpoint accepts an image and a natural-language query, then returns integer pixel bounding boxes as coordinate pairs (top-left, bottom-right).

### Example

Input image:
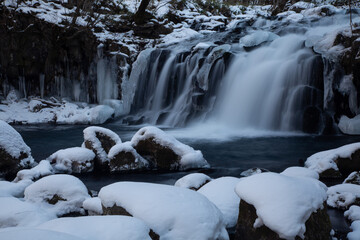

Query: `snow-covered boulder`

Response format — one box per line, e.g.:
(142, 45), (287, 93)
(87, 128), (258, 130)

(0, 228), (83, 240)
(234, 173), (330, 240)
(108, 142), (149, 172)
(99, 182), (229, 240)
(327, 184), (360, 209)
(280, 166), (319, 179)
(83, 197), (103, 215)
(38, 216), (155, 240)
(338, 115), (360, 135)
(345, 205), (360, 222)
(14, 160), (54, 182)
(29, 99), (48, 112)
(345, 206), (360, 240)
(240, 167), (269, 177)
(24, 174), (90, 216)
(198, 177), (241, 228)
(288, 1), (315, 13)
(0, 179), (33, 197)
(305, 143), (360, 178)
(83, 126), (121, 171)
(88, 105), (115, 125)
(0, 120), (34, 179)
(344, 171), (360, 185)
(239, 31), (278, 49)
(0, 197), (55, 228)
(131, 126), (210, 170)
(48, 147), (95, 173)
(174, 173), (212, 190)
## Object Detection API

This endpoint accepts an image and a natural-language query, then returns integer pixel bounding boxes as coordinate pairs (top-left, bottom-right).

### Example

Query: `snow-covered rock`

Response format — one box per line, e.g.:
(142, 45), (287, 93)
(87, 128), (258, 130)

(14, 160), (54, 182)
(0, 120), (34, 178)
(174, 173), (212, 190)
(338, 115), (360, 135)
(198, 177), (241, 228)
(239, 31), (279, 48)
(131, 126), (209, 170)
(38, 216), (154, 240)
(5, 89), (21, 103)
(348, 220), (360, 240)
(48, 147), (95, 173)
(280, 166), (319, 179)
(99, 182), (229, 240)
(345, 205), (360, 222)
(0, 228), (83, 240)
(29, 99), (47, 112)
(24, 174), (90, 216)
(83, 126), (121, 171)
(83, 197), (103, 215)
(108, 142), (149, 172)
(344, 171), (360, 185)
(240, 167), (268, 177)
(327, 183), (360, 209)
(288, 1), (315, 13)
(235, 172), (330, 240)
(305, 143), (360, 178)
(0, 179), (33, 197)
(0, 197), (56, 228)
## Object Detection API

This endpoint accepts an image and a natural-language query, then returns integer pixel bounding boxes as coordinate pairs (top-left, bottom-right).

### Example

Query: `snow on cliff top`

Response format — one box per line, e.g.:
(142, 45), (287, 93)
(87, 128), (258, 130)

(38, 216), (152, 240)
(235, 172), (327, 240)
(0, 120), (34, 165)
(305, 143), (360, 173)
(131, 126), (210, 169)
(99, 181), (229, 240)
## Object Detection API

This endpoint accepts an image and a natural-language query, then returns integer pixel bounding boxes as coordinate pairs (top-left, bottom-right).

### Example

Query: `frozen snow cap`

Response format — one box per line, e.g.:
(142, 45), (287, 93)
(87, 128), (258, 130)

(235, 172), (327, 240)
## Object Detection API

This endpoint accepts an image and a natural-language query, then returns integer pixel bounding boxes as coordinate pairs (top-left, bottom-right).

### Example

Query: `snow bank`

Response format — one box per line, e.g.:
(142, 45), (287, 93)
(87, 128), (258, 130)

(83, 197), (103, 215)
(0, 228), (82, 240)
(327, 184), (360, 209)
(14, 160), (54, 182)
(338, 115), (360, 135)
(281, 166), (319, 179)
(131, 126), (209, 169)
(235, 172), (327, 240)
(24, 174), (90, 216)
(305, 143), (360, 174)
(0, 120), (34, 166)
(38, 216), (152, 240)
(239, 31), (279, 48)
(174, 173), (212, 190)
(48, 147), (95, 173)
(83, 126), (121, 163)
(0, 179), (33, 197)
(0, 197), (55, 228)
(99, 182), (229, 240)
(198, 177), (241, 228)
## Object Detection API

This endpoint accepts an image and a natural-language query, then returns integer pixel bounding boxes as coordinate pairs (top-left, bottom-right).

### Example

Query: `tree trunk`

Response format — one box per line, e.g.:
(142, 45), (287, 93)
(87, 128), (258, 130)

(134, 0), (151, 24)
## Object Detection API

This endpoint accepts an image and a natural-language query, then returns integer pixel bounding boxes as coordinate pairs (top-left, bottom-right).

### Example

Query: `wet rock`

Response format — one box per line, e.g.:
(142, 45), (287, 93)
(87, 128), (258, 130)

(235, 200), (332, 240)
(108, 142), (149, 172)
(344, 171), (360, 185)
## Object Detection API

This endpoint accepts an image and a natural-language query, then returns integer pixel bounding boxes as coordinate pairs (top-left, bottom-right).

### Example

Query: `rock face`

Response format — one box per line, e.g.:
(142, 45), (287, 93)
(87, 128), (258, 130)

(108, 142), (149, 172)
(83, 126), (122, 172)
(235, 200), (332, 240)
(0, 120), (34, 179)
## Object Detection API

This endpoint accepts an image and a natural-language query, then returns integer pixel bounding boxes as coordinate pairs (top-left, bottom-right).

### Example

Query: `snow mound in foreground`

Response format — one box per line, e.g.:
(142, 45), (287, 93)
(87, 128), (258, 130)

(0, 179), (33, 197)
(99, 181), (229, 240)
(38, 216), (152, 240)
(235, 172), (327, 240)
(24, 174), (90, 216)
(174, 173), (212, 190)
(0, 228), (82, 240)
(83, 197), (103, 215)
(281, 166), (319, 179)
(198, 177), (241, 228)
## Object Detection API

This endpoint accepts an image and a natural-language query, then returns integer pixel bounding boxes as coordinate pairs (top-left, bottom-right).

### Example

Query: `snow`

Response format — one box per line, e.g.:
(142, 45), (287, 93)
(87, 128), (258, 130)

(240, 168), (267, 177)
(0, 197), (56, 228)
(194, 42), (213, 50)
(289, 1), (315, 11)
(0, 120), (34, 167)
(108, 142), (149, 171)
(83, 126), (122, 163)
(344, 171), (360, 184)
(48, 147), (95, 173)
(305, 143), (360, 174)
(0, 228), (83, 240)
(235, 172), (328, 240)
(0, 179), (33, 197)
(327, 184), (360, 209)
(174, 173), (212, 190)
(83, 197), (103, 215)
(14, 160), (54, 182)
(131, 126), (210, 170)
(239, 31), (279, 48)
(99, 181), (229, 240)
(281, 167), (319, 179)
(29, 100), (46, 112)
(198, 177), (241, 228)
(338, 115), (360, 135)
(161, 26), (201, 46)
(38, 216), (152, 240)
(348, 221), (360, 240)
(24, 174), (90, 216)
(345, 205), (360, 221)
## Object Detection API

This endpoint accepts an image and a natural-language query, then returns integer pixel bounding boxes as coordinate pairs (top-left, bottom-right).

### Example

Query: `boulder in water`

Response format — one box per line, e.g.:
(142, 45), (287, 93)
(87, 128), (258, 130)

(174, 173), (212, 191)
